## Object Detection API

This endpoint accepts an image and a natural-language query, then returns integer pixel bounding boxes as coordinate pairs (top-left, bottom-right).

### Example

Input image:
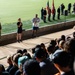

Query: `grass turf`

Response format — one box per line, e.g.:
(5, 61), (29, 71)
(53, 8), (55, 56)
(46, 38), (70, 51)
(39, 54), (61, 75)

(0, 0), (75, 34)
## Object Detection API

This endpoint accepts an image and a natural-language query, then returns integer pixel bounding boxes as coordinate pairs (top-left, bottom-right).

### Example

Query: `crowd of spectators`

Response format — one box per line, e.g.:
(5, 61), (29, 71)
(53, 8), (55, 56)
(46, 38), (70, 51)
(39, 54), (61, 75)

(0, 31), (75, 75)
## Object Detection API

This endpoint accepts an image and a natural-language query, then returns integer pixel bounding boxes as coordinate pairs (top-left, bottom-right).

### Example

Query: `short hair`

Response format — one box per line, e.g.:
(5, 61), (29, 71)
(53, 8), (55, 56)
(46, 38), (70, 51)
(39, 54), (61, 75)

(53, 51), (72, 67)
(23, 53), (32, 59)
(50, 40), (56, 47)
(34, 48), (46, 58)
(64, 39), (75, 56)
(47, 44), (54, 53)
(13, 53), (22, 65)
(17, 49), (23, 54)
(23, 59), (40, 75)
(40, 43), (45, 47)
(60, 35), (65, 41)
(35, 14), (38, 17)
(22, 49), (27, 54)
(59, 40), (65, 49)
(0, 64), (5, 73)
(18, 18), (21, 21)
(7, 55), (12, 61)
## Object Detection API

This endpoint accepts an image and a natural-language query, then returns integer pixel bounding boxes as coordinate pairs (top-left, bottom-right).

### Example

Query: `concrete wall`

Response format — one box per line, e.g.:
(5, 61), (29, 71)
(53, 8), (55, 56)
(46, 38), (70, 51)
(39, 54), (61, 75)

(0, 20), (75, 46)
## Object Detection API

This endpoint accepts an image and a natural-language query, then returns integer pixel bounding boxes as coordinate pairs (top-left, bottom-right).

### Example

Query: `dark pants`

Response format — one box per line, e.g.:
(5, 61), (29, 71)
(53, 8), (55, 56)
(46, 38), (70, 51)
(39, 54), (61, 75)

(43, 15), (46, 23)
(52, 13), (55, 20)
(61, 9), (64, 15)
(57, 13), (60, 19)
(48, 14), (51, 21)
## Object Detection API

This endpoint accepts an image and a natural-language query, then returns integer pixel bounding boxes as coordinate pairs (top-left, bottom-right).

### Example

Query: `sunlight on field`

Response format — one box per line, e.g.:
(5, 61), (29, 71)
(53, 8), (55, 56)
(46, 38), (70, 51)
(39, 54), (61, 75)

(0, 0), (74, 24)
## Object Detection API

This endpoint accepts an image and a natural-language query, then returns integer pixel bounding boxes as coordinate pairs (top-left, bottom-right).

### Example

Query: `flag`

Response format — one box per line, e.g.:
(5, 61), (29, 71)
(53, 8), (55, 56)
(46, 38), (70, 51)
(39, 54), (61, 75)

(51, 0), (55, 14)
(47, 0), (49, 10)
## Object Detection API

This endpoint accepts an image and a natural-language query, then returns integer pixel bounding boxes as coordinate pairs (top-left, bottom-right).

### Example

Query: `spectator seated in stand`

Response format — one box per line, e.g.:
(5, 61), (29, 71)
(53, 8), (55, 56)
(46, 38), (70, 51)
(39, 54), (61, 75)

(53, 51), (74, 75)
(23, 59), (41, 75)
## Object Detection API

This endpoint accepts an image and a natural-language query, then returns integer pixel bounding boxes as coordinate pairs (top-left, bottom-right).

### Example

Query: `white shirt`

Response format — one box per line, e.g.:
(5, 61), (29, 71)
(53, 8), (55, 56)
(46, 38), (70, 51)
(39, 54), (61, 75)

(32, 17), (40, 27)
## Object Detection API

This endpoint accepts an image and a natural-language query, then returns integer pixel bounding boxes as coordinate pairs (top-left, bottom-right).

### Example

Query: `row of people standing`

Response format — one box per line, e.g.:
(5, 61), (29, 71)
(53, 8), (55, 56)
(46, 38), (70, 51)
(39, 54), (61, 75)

(41, 3), (75, 23)
(41, 7), (58, 23)
(61, 3), (75, 14)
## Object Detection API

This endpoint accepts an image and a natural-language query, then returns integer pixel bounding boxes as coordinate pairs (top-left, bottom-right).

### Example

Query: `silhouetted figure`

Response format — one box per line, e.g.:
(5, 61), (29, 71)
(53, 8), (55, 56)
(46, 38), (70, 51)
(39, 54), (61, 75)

(47, 7), (51, 21)
(68, 3), (72, 13)
(57, 6), (60, 20)
(52, 7), (56, 20)
(17, 18), (23, 43)
(60, 3), (65, 15)
(73, 3), (75, 13)
(41, 7), (44, 20)
(43, 8), (47, 23)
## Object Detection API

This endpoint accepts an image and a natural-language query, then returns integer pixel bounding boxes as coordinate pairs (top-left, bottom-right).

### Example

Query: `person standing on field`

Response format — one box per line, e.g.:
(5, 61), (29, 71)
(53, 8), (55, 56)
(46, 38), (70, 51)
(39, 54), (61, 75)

(47, 7), (51, 21)
(43, 8), (47, 23)
(41, 7), (44, 20)
(17, 18), (23, 43)
(32, 14), (40, 37)
(57, 6), (60, 20)
(68, 3), (72, 13)
(0, 23), (2, 39)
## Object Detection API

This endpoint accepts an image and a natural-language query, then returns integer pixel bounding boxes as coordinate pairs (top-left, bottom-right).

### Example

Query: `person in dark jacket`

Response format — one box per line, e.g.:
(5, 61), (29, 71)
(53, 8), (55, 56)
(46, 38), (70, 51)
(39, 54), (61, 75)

(17, 18), (23, 43)
(52, 7), (56, 20)
(68, 3), (72, 13)
(57, 6), (60, 20)
(47, 7), (51, 21)
(41, 7), (44, 20)
(53, 51), (74, 75)
(43, 8), (47, 23)
(60, 3), (65, 15)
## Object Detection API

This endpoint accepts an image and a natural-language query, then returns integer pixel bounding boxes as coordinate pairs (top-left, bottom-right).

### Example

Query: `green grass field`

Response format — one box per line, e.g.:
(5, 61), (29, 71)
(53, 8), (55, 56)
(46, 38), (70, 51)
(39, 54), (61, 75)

(0, 0), (75, 34)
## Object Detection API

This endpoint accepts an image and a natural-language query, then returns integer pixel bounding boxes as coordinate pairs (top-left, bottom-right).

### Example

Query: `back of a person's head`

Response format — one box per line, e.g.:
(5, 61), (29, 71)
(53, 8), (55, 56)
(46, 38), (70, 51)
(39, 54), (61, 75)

(23, 59), (40, 75)
(40, 43), (45, 48)
(66, 36), (71, 41)
(32, 48), (35, 54)
(35, 45), (41, 49)
(53, 51), (72, 67)
(23, 53), (32, 59)
(13, 53), (22, 65)
(50, 40), (56, 47)
(0, 64), (5, 73)
(58, 40), (65, 49)
(47, 44), (55, 53)
(17, 49), (23, 55)
(34, 48), (46, 59)
(7, 55), (12, 64)
(22, 49), (27, 54)
(60, 35), (66, 41)
(64, 39), (75, 56)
